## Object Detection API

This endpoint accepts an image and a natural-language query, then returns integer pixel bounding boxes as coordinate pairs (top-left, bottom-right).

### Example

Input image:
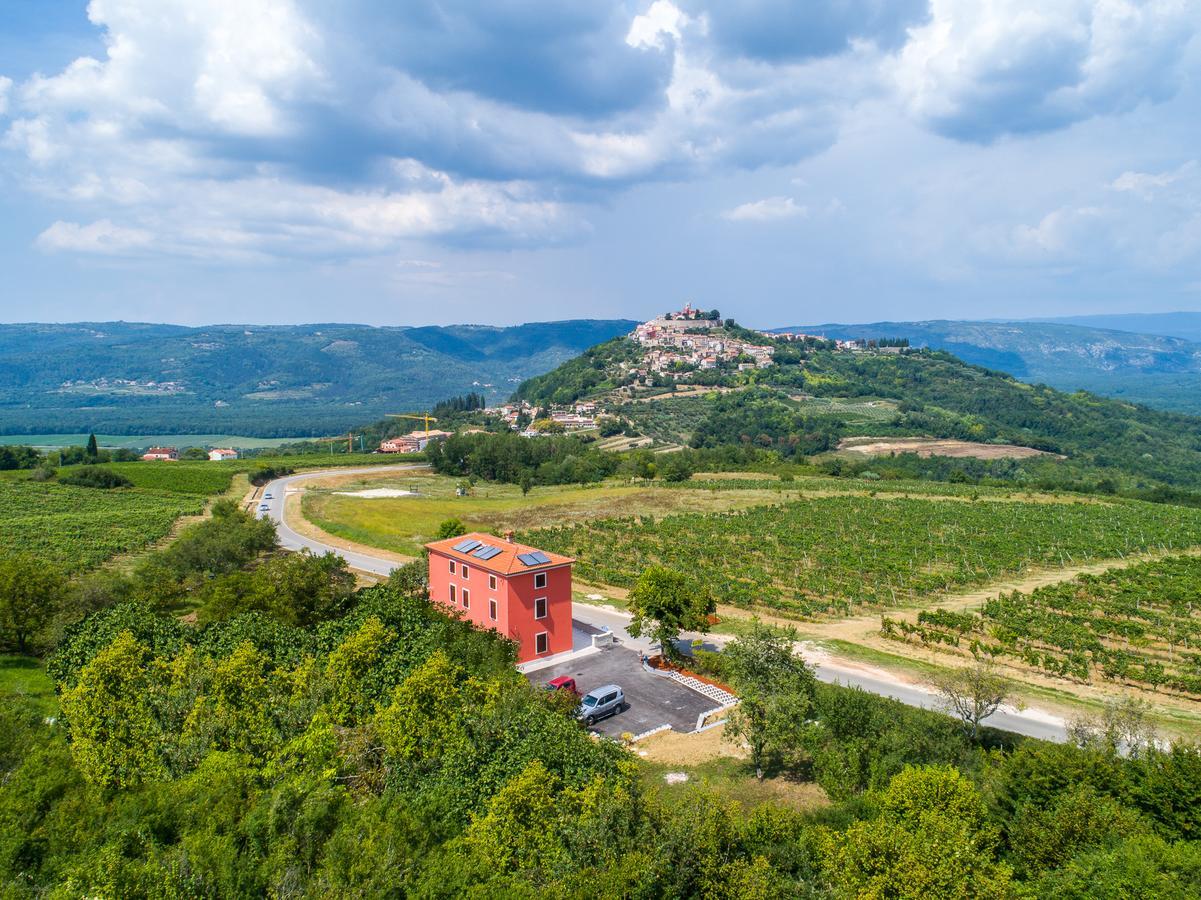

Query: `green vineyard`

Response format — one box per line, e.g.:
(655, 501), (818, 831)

(0, 480), (205, 572)
(525, 495), (1201, 616)
(882, 554), (1201, 696)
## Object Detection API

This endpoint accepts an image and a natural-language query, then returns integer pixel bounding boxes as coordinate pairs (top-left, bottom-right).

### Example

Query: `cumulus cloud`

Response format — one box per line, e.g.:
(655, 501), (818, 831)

(723, 196), (806, 222)
(5, 0), (1199, 266)
(1, 0), (869, 258)
(894, 0), (1200, 142)
(1112, 160), (1196, 197)
(996, 160), (1201, 270)
(36, 219), (153, 254)
(688, 0), (927, 62)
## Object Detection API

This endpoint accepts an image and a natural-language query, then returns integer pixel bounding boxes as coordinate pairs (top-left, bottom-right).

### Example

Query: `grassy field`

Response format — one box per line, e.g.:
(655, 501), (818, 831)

(301, 470), (793, 557)
(0, 655), (57, 715)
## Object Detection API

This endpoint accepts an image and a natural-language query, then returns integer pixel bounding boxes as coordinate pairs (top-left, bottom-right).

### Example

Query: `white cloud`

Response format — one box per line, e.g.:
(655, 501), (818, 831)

(894, 0), (1200, 142)
(0, 76), (11, 117)
(626, 0), (689, 50)
(1112, 161), (1195, 196)
(36, 219), (153, 254)
(723, 195), (806, 222)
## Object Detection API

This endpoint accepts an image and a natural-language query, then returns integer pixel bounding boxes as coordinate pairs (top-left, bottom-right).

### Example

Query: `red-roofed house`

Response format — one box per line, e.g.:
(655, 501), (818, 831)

(424, 531), (574, 663)
(141, 447), (179, 461)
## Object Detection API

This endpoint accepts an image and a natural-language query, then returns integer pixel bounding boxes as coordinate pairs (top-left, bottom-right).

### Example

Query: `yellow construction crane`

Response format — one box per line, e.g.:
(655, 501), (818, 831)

(316, 432), (358, 454)
(387, 412), (439, 433)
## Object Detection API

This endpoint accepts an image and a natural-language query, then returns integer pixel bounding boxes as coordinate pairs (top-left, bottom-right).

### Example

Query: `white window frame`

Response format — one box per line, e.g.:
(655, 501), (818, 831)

(535, 632), (549, 654)
(449, 584), (456, 603)
(534, 572), (547, 590)
(449, 560), (456, 574)
(488, 574), (497, 590)
(489, 598), (497, 621)
(461, 565), (469, 580)
(534, 597), (548, 620)
(462, 588), (470, 609)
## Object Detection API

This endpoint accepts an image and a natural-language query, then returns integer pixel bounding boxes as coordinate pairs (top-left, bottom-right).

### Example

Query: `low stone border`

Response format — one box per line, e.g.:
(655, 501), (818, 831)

(629, 723), (672, 742)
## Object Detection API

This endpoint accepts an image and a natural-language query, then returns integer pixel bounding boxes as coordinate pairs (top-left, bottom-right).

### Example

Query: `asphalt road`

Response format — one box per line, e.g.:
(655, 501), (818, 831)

(259, 465), (1069, 743)
(256, 464), (426, 577)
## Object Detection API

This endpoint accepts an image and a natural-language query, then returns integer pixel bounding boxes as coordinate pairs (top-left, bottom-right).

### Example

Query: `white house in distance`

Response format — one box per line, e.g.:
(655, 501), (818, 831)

(208, 448), (239, 461)
(141, 447), (179, 461)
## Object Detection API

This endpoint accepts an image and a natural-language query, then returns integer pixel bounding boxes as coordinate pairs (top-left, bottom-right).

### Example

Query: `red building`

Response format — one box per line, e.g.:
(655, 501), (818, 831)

(424, 532), (574, 663)
(141, 447), (179, 461)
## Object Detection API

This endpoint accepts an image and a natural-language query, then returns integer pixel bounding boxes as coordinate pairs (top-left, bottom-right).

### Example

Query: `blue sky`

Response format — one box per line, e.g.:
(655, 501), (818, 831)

(1, 0), (1200, 328)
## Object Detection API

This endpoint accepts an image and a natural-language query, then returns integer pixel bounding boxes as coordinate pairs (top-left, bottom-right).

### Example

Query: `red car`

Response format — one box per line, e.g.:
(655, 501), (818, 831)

(545, 675), (578, 695)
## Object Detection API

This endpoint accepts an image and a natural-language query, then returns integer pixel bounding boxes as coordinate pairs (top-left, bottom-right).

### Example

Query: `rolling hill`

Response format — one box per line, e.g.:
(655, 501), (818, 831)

(779, 319), (1201, 413)
(0, 319), (637, 437)
(516, 324), (1201, 491)
(1030, 311), (1201, 343)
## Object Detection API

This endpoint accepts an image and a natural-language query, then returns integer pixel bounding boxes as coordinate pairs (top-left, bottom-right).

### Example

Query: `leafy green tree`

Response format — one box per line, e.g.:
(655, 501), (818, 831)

(57, 465), (133, 489)
(436, 518), (466, 539)
(723, 623), (815, 779)
(0, 554), (67, 652)
(85, 433), (98, 459)
(823, 766), (1012, 899)
(198, 551), (354, 627)
(464, 759), (567, 875)
(184, 641), (277, 756)
(60, 631), (166, 788)
(1034, 833), (1201, 899)
(324, 615), (396, 724)
(659, 453), (694, 483)
(929, 658), (1011, 741)
(1007, 785), (1146, 877)
(375, 651), (470, 770)
(626, 566), (714, 662)
(386, 559), (429, 598)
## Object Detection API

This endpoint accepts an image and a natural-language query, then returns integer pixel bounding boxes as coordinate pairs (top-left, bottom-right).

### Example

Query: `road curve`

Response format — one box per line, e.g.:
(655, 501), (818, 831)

(256, 464), (427, 576)
(258, 464), (1068, 743)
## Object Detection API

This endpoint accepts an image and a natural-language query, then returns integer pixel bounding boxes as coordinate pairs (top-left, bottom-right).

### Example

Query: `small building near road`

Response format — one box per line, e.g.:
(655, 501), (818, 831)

(379, 429), (453, 454)
(208, 448), (239, 461)
(424, 531), (574, 663)
(141, 447), (179, 461)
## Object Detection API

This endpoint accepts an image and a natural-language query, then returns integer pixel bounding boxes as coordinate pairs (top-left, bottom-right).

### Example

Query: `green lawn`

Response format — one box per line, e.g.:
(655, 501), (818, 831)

(0, 655), (57, 715)
(301, 472), (799, 557)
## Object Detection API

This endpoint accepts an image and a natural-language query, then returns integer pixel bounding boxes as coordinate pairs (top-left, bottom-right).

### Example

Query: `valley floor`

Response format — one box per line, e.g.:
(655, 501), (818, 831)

(278, 465), (1201, 739)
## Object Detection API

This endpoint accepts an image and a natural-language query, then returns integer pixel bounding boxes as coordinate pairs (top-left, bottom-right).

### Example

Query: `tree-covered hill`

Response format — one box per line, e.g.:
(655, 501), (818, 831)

(517, 333), (1201, 491)
(781, 319), (1201, 414)
(0, 319), (638, 437)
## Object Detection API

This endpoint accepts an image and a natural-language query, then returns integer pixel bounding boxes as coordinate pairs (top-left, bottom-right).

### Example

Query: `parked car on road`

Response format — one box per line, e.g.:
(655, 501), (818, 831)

(545, 675), (578, 695)
(258, 503), (269, 512)
(263, 493), (273, 499)
(577, 684), (625, 726)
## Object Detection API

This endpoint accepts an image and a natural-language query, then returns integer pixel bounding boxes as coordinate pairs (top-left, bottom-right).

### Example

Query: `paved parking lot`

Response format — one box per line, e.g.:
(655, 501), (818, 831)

(528, 645), (717, 738)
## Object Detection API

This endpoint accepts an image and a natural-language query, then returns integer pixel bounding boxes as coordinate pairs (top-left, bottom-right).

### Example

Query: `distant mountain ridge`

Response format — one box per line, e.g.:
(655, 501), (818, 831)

(777, 319), (1201, 413)
(0, 319), (638, 437)
(1025, 311), (1201, 343)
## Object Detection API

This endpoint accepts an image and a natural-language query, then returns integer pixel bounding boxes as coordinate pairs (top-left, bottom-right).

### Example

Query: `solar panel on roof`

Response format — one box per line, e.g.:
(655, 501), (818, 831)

(452, 539), (482, 553)
(530, 551), (551, 564)
(473, 545), (501, 560)
(517, 552), (539, 566)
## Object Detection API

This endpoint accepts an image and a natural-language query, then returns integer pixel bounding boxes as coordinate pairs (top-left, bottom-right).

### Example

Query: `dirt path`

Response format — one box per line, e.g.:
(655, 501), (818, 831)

(717, 544), (1201, 647)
